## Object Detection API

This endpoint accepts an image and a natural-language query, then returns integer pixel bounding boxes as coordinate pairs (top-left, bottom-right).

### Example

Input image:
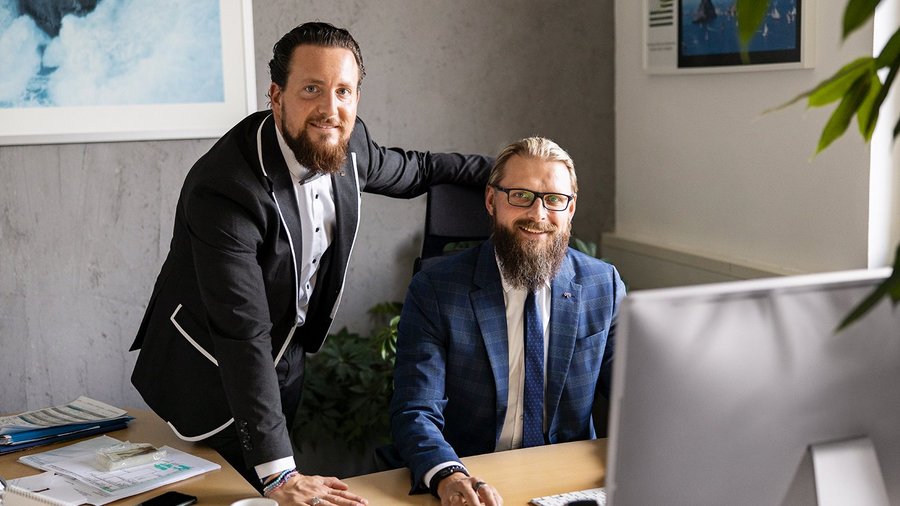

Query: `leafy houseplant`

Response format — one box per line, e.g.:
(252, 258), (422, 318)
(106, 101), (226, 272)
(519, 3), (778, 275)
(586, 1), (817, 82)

(735, 0), (900, 328)
(293, 302), (401, 455)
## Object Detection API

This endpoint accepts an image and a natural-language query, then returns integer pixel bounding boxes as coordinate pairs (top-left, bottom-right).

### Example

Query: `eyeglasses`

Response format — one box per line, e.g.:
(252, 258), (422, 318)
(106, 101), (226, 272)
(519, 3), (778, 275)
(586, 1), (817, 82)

(491, 184), (574, 211)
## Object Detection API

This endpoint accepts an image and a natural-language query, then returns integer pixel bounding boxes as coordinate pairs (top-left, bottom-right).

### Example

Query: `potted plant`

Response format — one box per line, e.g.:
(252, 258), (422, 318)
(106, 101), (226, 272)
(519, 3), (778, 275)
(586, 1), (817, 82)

(292, 302), (401, 477)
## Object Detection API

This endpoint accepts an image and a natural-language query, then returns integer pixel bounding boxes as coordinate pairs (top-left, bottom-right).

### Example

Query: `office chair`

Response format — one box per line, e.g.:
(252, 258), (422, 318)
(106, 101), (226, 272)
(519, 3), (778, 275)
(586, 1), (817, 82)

(414, 183), (492, 273)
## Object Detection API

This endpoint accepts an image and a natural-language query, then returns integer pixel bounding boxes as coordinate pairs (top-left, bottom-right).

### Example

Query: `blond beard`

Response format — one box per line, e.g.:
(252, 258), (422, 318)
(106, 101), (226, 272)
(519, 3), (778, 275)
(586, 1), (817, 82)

(493, 217), (570, 291)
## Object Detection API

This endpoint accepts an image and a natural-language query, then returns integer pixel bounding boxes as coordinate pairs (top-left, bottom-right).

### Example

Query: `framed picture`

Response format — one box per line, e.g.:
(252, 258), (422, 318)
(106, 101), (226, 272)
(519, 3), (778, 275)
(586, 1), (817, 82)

(0, 0), (256, 146)
(644, 0), (814, 74)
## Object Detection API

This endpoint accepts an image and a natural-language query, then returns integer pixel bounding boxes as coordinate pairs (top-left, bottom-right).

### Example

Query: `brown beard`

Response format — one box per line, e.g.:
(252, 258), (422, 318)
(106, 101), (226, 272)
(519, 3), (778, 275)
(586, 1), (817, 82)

(281, 111), (349, 175)
(493, 217), (570, 291)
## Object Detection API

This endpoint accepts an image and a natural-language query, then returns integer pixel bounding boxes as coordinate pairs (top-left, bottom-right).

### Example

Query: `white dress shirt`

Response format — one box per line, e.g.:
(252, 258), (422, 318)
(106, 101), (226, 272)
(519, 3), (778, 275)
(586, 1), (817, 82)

(424, 256), (551, 486)
(495, 262), (551, 451)
(254, 126), (337, 480)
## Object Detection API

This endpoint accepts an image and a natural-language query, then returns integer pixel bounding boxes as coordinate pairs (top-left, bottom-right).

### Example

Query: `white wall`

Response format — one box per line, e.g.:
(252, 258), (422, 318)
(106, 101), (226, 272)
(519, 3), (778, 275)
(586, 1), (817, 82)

(611, 1), (875, 288)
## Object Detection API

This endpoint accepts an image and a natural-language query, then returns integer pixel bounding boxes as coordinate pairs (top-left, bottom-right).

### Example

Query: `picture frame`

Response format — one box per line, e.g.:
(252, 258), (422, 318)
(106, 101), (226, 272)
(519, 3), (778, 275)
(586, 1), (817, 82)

(0, 0), (256, 146)
(644, 0), (814, 74)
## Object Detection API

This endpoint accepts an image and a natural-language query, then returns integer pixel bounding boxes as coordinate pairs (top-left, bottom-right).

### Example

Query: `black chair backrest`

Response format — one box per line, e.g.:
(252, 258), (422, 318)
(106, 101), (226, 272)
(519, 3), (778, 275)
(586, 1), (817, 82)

(415, 184), (492, 273)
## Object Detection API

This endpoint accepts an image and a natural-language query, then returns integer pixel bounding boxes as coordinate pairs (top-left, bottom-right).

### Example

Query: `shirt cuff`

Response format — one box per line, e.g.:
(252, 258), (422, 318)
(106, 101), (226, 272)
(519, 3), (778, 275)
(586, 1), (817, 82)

(423, 461), (466, 488)
(255, 456), (297, 482)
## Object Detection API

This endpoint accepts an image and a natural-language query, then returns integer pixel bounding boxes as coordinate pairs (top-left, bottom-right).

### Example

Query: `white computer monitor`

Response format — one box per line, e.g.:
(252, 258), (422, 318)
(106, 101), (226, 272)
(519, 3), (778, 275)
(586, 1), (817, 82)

(606, 268), (900, 505)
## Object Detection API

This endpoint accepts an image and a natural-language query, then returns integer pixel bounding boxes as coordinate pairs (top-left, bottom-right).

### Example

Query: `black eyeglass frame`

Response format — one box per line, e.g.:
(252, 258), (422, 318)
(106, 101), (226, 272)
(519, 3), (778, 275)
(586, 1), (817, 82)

(490, 184), (575, 211)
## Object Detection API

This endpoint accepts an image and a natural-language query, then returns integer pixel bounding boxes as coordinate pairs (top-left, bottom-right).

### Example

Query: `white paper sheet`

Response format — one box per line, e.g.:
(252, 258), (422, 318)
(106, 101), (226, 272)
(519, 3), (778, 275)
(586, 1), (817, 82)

(14, 436), (219, 505)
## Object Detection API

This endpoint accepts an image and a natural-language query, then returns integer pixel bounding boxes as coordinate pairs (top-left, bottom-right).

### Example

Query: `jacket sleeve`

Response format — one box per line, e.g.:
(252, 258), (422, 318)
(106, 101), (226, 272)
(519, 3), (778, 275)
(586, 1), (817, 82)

(599, 265), (627, 400)
(352, 118), (493, 198)
(390, 271), (462, 490)
(182, 173), (293, 469)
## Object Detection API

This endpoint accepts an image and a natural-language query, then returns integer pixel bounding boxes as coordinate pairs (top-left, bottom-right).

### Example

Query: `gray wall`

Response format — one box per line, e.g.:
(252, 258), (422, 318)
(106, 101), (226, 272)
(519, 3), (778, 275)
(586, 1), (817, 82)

(0, 0), (614, 413)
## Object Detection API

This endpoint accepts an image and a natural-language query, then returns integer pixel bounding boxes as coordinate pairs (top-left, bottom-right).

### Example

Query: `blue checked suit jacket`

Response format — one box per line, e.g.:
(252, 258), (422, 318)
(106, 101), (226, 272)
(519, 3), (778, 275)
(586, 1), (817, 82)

(390, 239), (626, 489)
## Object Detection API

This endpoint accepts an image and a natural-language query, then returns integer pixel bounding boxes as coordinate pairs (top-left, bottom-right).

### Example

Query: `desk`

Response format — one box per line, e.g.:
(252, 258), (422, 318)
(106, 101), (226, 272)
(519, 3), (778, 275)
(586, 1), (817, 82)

(0, 409), (258, 505)
(2, 412), (605, 506)
(343, 439), (606, 505)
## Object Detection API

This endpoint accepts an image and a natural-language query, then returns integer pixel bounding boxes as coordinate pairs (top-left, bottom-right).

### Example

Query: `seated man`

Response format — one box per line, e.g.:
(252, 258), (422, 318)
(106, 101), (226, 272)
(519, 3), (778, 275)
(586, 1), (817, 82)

(390, 137), (626, 506)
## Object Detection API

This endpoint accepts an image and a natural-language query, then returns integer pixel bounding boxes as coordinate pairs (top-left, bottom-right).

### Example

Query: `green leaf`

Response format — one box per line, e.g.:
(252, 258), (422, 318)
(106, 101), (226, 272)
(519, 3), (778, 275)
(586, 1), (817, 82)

(736, 0), (770, 51)
(893, 115), (900, 140)
(861, 35), (900, 139)
(875, 27), (900, 68)
(806, 58), (875, 108)
(836, 281), (891, 331)
(764, 58), (873, 114)
(843, 0), (882, 39)
(571, 237), (598, 257)
(816, 74), (871, 153)
(857, 72), (882, 141)
(838, 244), (900, 330)
(890, 276), (900, 302)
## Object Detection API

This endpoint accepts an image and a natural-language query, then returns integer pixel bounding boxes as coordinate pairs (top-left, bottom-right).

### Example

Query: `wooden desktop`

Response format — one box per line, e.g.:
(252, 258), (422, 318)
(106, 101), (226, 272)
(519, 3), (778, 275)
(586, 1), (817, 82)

(1, 409), (606, 505)
(0, 409), (258, 505)
(343, 438), (607, 505)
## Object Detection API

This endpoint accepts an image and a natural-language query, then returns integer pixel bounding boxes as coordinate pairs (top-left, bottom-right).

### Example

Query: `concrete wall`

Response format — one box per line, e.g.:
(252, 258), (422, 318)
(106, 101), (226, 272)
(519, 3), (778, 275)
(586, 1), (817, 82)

(610, 0), (875, 289)
(0, 0), (615, 412)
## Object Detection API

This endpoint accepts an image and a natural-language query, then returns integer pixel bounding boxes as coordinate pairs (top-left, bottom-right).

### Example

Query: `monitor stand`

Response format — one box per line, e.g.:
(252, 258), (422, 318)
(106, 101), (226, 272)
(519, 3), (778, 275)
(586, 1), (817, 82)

(810, 436), (889, 506)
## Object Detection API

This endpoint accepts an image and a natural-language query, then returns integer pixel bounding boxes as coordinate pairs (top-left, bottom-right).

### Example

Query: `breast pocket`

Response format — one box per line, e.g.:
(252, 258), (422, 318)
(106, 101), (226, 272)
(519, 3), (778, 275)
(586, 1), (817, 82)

(573, 331), (606, 359)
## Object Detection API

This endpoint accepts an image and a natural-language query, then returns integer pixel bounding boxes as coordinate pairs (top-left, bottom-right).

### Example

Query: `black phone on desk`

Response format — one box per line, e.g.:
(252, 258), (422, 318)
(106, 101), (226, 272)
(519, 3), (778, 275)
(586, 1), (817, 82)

(138, 491), (198, 506)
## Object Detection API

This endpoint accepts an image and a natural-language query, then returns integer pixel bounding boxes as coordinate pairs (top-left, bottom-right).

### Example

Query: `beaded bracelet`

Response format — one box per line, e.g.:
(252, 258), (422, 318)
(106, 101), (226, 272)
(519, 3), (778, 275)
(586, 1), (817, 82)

(262, 468), (299, 497)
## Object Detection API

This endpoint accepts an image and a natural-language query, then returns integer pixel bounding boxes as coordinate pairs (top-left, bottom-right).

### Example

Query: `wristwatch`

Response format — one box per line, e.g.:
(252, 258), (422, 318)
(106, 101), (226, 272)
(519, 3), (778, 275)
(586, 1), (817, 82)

(429, 464), (469, 498)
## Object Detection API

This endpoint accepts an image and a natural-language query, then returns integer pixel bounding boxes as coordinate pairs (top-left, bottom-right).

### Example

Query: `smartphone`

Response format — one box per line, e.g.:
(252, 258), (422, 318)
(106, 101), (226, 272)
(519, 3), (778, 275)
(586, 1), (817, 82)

(138, 491), (198, 506)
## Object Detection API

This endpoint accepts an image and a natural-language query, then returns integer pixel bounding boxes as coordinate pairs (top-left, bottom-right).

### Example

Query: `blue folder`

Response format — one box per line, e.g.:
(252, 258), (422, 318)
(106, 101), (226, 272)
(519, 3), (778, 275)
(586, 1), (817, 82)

(0, 416), (133, 455)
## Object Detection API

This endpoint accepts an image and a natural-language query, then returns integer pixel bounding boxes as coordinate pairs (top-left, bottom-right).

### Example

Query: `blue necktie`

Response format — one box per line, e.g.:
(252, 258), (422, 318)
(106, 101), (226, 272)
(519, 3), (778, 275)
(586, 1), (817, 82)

(523, 290), (544, 447)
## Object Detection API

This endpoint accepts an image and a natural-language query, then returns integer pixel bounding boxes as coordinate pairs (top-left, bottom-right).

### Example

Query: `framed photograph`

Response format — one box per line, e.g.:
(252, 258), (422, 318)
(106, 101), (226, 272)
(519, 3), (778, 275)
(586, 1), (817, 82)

(0, 0), (256, 146)
(644, 0), (814, 74)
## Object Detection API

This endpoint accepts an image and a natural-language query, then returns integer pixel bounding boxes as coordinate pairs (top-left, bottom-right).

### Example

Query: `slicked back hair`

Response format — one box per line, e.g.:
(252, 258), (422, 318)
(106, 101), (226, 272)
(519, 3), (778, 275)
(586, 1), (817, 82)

(269, 22), (366, 89)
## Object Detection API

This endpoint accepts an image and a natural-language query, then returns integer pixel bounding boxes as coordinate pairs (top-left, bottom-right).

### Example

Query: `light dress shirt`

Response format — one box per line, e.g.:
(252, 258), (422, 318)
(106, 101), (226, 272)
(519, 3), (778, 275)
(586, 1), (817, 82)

(254, 125), (337, 481)
(423, 255), (550, 487)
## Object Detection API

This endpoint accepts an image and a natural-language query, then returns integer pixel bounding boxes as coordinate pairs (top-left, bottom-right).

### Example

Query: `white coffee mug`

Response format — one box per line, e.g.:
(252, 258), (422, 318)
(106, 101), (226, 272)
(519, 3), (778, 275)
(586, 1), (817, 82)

(230, 498), (278, 506)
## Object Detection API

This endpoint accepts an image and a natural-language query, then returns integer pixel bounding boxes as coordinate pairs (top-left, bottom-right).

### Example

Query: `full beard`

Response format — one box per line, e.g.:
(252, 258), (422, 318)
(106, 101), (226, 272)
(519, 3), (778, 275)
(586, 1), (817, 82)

(281, 113), (349, 175)
(493, 217), (570, 292)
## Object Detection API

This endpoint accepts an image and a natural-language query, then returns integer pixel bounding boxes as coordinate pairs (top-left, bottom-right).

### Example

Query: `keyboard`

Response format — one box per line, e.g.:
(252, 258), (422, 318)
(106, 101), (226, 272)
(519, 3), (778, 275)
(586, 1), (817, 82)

(529, 487), (607, 506)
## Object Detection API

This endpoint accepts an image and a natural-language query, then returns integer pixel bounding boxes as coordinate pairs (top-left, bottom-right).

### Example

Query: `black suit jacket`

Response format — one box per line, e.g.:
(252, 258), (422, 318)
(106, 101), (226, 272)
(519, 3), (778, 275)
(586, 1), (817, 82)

(130, 110), (490, 468)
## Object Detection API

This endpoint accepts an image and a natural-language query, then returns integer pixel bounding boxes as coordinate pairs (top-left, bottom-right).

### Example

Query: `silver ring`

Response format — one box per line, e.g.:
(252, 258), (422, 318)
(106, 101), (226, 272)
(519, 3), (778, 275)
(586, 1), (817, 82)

(310, 497), (322, 506)
(473, 481), (487, 492)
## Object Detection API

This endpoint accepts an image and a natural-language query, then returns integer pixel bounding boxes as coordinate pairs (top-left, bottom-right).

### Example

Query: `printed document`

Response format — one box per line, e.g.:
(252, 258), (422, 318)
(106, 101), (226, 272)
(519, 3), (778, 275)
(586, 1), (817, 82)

(12, 436), (220, 505)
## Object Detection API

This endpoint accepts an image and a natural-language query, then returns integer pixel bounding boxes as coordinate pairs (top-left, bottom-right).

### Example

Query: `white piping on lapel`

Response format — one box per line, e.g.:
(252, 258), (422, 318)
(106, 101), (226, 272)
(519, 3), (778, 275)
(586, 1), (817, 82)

(328, 151), (361, 321)
(256, 116), (302, 363)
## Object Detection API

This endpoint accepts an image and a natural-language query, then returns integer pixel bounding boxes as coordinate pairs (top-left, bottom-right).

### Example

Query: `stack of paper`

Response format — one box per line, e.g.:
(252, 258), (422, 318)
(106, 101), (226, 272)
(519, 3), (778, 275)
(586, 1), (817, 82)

(9, 435), (220, 505)
(1, 398), (133, 455)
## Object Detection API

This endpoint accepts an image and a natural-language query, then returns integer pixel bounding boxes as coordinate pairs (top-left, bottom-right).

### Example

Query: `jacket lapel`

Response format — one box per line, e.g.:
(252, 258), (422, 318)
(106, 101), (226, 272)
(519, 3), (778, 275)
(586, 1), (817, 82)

(298, 150), (361, 352)
(545, 252), (581, 433)
(469, 241), (510, 443)
(325, 152), (361, 320)
(259, 116), (303, 323)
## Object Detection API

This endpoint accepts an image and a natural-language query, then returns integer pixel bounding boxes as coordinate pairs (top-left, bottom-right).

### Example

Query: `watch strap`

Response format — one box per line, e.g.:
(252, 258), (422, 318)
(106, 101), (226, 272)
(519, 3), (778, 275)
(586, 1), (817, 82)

(429, 464), (469, 498)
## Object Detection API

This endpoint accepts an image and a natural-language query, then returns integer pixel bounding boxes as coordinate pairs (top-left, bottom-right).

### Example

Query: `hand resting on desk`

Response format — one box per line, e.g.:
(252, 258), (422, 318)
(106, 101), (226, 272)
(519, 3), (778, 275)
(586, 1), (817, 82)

(268, 473), (368, 506)
(437, 472), (503, 506)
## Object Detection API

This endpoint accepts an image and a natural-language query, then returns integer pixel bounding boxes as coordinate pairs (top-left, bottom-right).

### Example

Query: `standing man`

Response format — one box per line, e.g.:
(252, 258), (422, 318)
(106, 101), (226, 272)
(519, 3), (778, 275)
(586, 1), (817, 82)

(390, 137), (625, 506)
(130, 22), (491, 505)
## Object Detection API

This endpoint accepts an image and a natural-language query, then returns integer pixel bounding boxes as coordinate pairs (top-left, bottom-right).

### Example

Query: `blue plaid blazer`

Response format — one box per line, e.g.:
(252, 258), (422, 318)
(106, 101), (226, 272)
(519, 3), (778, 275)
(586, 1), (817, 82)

(390, 239), (626, 488)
